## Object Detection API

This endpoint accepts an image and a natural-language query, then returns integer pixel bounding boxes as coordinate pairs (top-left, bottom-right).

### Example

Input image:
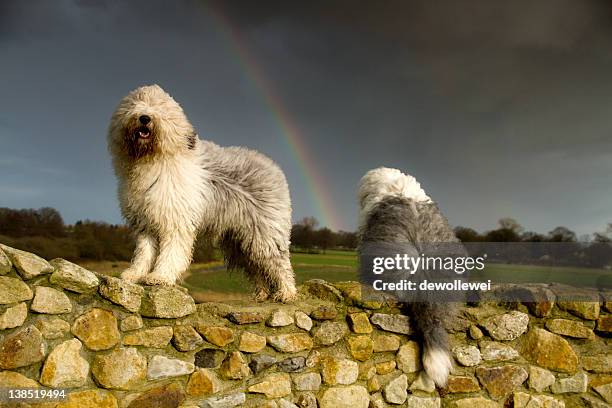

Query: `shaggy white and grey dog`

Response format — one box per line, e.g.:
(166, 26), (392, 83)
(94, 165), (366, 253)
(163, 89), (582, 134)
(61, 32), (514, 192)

(108, 84), (297, 302)
(358, 167), (464, 387)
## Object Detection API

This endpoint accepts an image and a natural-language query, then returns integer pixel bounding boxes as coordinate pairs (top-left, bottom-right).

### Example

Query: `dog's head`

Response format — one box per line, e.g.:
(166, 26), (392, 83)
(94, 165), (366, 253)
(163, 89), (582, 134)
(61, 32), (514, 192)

(108, 84), (197, 160)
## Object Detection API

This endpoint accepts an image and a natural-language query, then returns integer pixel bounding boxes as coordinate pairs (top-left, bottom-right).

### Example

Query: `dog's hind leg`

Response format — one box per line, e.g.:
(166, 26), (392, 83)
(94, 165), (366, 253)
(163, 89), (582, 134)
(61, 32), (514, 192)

(407, 302), (453, 387)
(260, 251), (297, 303)
(122, 233), (157, 283)
(143, 227), (196, 286)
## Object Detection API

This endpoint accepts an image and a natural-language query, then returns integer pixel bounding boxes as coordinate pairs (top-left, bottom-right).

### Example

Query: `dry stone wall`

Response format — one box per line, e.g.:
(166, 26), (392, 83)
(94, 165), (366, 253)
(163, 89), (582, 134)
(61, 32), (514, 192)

(0, 243), (610, 408)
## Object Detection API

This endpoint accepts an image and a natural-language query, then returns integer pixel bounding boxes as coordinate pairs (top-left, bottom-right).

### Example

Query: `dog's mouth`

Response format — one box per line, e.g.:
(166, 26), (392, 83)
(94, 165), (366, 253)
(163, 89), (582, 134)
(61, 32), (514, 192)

(134, 126), (151, 140)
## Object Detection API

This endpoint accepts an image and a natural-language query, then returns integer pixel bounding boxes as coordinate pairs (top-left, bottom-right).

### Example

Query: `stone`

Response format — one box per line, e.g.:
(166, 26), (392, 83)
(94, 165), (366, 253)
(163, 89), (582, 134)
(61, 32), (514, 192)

(594, 383), (612, 404)
(319, 385), (369, 408)
(368, 376), (381, 393)
(98, 276), (143, 313)
(410, 371), (436, 393)
(370, 313), (412, 334)
(453, 397), (499, 408)
(295, 311), (313, 331)
(120, 315), (143, 331)
(0, 247), (11, 275)
(279, 399), (298, 408)
(186, 368), (220, 397)
(301, 279), (344, 302)
(469, 325), (484, 339)
(72, 308), (120, 350)
(376, 360), (396, 375)
(321, 357), (359, 385)
(268, 333), (313, 352)
(238, 331), (267, 353)
(91, 348), (147, 390)
(0, 302), (27, 329)
(30, 286), (72, 314)
(123, 326), (173, 348)
(197, 325), (235, 347)
(248, 372), (292, 398)
(581, 395), (608, 408)
(311, 305), (338, 320)
(0, 244), (53, 279)
(597, 316), (612, 333)
(546, 318), (595, 339)
(226, 310), (265, 324)
(480, 341), (519, 361)
(305, 350), (321, 368)
(347, 335), (373, 361)
(348, 312), (373, 333)
(293, 372), (321, 391)
(36, 317), (71, 339)
(528, 366), (556, 392)
(521, 286), (556, 317)
(0, 371), (39, 388)
(195, 348), (226, 368)
(582, 354), (612, 373)
(475, 365), (528, 399)
(200, 392), (246, 408)
(397, 341), (422, 373)
(453, 345), (481, 366)
(558, 300), (599, 320)
(173, 325), (204, 351)
(267, 309), (294, 326)
(278, 356), (306, 372)
(40, 339), (89, 388)
(249, 354), (277, 374)
(140, 286), (195, 318)
(0, 275), (33, 304)
(383, 374), (408, 404)
(55, 389), (118, 408)
(127, 383), (185, 408)
(482, 311), (528, 341)
(446, 376), (480, 393)
(551, 372), (587, 393)
(0, 325), (45, 369)
(147, 355), (195, 380)
(312, 321), (348, 345)
(520, 327), (578, 373)
(49, 258), (99, 293)
(296, 393), (317, 408)
(372, 334), (401, 352)
(220, 351), (251, 379)
(406, 396), (441, 408)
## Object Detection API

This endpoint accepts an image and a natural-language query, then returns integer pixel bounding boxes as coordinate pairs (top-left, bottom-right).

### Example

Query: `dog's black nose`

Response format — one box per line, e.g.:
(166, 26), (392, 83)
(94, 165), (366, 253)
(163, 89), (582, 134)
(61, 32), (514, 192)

(139, 115), (151, 125)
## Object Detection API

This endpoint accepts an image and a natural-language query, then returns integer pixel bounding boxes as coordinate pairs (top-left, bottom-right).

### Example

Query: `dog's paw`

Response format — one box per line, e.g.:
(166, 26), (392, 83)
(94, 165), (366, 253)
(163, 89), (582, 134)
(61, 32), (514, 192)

(140, 273), (176, 286)
(120, 268), (146, 283)
(271, 288), (298, 303)
(253, 288), (270, 302)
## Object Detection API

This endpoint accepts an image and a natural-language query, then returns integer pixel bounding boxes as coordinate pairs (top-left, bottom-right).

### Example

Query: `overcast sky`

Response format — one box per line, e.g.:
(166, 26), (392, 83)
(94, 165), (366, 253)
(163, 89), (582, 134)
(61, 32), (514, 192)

(1, 0), (611, 235)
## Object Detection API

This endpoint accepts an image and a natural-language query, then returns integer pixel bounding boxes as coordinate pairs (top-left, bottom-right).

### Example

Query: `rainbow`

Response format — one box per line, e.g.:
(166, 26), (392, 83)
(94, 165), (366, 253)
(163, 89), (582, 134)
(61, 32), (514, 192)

(205, 5), (343, 230)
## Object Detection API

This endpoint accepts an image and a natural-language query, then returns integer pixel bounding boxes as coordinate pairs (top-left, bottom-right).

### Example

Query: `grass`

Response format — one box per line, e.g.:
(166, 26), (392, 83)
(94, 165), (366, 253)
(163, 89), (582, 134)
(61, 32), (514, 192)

(78, 250), (610, 302)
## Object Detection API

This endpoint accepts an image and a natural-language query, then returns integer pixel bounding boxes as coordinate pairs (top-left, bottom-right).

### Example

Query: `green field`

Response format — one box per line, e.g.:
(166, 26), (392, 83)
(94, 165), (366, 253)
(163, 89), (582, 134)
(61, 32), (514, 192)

(80, 250), (610, 302)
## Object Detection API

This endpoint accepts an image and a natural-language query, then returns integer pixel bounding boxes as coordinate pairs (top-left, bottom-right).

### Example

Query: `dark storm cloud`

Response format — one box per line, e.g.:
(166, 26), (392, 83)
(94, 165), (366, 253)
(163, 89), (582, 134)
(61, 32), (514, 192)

(1, 0), (611, 235)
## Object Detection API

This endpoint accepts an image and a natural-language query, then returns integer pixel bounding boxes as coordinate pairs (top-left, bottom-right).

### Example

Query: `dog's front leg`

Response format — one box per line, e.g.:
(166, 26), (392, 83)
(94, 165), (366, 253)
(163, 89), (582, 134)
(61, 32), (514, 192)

(142, 228), (196, 286)
(121, 233), (157, 283)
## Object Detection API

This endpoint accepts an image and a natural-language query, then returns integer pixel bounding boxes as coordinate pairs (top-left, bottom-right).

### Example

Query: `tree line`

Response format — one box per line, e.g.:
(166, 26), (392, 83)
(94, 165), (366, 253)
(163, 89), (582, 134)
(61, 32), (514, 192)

(0, 208), (610, 265)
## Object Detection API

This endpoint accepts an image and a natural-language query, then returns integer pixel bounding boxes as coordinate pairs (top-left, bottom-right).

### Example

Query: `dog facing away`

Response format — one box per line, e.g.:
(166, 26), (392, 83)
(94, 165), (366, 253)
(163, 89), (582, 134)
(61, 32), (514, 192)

(358, 167), (465, 387)
(107, 84), (297, 302)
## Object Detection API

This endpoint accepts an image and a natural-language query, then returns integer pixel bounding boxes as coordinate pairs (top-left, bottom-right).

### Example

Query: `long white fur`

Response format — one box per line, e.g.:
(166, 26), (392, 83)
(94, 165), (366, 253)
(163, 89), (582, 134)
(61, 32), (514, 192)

(108, 85), (297, 302)
(358, 167), (431, 229)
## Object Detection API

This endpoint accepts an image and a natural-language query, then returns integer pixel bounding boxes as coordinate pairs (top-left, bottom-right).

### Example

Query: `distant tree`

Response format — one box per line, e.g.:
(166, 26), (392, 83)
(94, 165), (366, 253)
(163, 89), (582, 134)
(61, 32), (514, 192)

(454, 227), (481, 242)
(548, 226), (577, 242)
(521, 231), (546, 242)
(594, 223), (612, 243)
(336, 231), (358, 249)
(498, 217), (524, 234)
(315, 228), (336, 253)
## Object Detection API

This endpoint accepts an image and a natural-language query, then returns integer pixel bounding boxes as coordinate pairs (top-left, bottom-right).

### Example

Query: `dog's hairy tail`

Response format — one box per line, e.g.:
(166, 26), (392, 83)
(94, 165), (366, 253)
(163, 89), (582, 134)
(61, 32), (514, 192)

(407, 302), (453, 387)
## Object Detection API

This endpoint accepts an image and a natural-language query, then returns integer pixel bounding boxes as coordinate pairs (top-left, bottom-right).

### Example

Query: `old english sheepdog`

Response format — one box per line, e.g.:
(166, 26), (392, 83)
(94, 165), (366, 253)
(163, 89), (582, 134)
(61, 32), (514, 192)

(108, 84), (297, 302)
(358, 167), (465, 387)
